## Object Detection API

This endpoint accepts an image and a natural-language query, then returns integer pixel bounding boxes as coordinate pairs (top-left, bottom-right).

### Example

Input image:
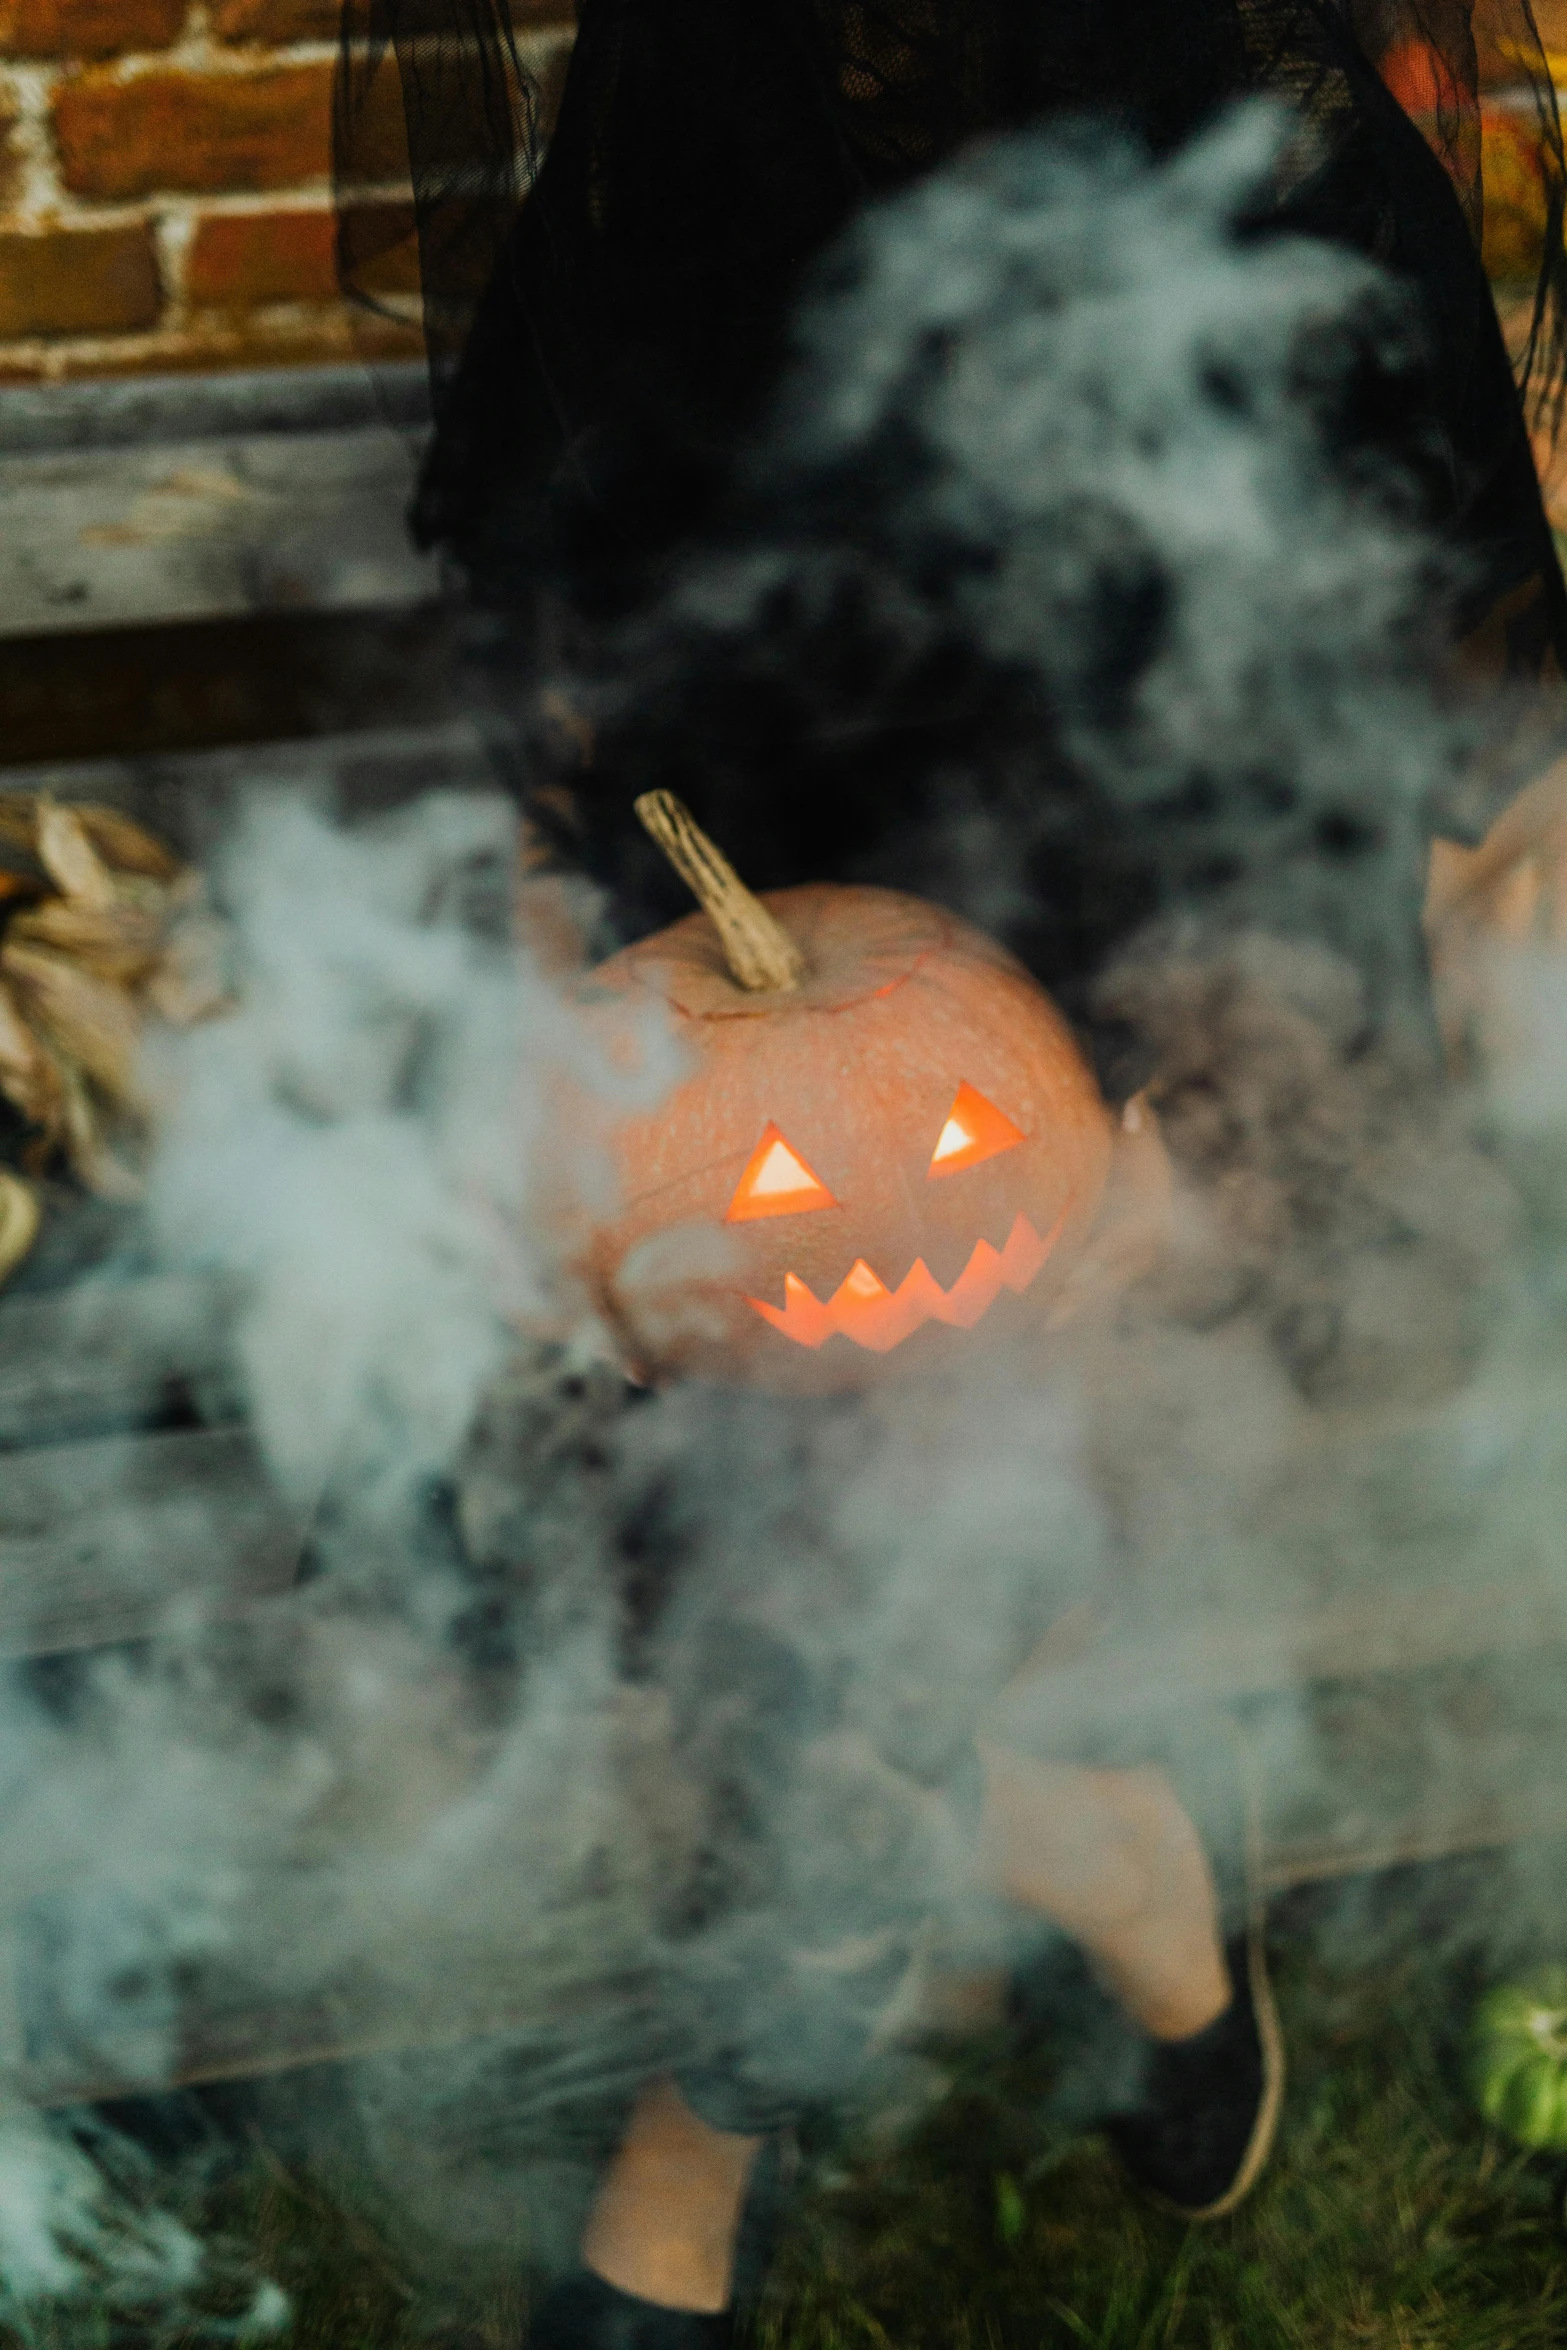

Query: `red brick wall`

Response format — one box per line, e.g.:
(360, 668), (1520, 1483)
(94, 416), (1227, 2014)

(1467, 2), (1567, 531)
(1473, 0), (1567, 284)
(0, 0), (573, 380)
(1368, 9), (1567, 529)
(0, 5), (1560, 422)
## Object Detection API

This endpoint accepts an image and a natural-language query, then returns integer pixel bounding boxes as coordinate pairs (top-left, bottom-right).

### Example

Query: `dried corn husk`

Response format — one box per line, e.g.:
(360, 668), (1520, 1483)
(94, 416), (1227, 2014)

(0, 1172), (37, 1284)
(0, 795), (226, 1200)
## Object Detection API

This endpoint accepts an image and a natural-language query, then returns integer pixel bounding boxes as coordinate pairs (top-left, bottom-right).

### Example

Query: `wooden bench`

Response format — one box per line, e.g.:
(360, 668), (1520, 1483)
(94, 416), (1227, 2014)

(0, 717), (1559, 2097)
(2, 377), (1563, 2109)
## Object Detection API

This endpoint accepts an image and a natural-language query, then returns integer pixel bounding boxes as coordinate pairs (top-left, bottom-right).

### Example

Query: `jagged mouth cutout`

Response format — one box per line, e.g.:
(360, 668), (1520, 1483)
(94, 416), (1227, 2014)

(724, 1082), (1066, 1353)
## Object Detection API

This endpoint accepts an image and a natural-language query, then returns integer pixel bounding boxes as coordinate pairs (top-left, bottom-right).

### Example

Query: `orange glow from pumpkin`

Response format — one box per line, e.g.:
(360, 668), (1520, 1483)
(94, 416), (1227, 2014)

(745, 1205), (1067, 1352)
(928, 1081), (1025, 1176)
(725, 1122), (838, 1222)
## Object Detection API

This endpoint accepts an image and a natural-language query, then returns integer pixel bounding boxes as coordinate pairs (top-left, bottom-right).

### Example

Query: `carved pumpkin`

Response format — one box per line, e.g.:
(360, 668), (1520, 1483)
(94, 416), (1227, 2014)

(577, 795), (1161, 1390)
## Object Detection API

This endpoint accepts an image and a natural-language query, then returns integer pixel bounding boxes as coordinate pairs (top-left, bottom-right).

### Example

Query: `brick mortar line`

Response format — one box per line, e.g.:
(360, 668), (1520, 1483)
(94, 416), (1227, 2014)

(0, 180), (416, 219)
(0, 203), (169, 230)
(177, 180), (412, 212)
(0, 21), (572, 76)
(157, 185), (416, 324)
(1, 60), (64, 222)
(154, 204), (198, 319)
(0, 188), (424, 232)
(42, 40), (341, 80)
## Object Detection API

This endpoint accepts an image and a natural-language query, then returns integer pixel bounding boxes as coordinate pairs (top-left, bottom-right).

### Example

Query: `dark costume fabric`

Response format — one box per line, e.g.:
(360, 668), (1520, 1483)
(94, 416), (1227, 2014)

(336, 0), (1567, 1025)
(339, 0), (1567, 668)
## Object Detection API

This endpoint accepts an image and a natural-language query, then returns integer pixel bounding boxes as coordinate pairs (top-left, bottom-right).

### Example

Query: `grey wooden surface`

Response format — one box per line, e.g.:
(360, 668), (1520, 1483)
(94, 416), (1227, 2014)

(0, 1269), (240, 1448)
(0, 1426), (305, 1658)
(0, 363), (430, 456)
(0, 364), (439, 640)
(0, 428), (441, 640)
(0, 717), (495, 865)
(0, 1242), (306, 1658)
(17, 1903), (657, 2111)
(1257, 1659), (1567, 1891)
(11, 1647), (1565, 2107)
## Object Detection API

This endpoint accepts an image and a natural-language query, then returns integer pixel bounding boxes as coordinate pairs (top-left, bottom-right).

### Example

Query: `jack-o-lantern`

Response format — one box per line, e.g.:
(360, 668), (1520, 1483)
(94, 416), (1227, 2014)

(575, 794), (1166, 1390)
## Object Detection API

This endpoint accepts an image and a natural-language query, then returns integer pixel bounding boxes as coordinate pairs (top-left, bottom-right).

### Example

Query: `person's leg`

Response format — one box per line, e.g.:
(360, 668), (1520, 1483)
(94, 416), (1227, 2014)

(580, 2076), (762, 2314)
(975, 1738), (1283, 2221)
(543, 1744), (1262, 2342)
(975, 1745), (1230, 2039)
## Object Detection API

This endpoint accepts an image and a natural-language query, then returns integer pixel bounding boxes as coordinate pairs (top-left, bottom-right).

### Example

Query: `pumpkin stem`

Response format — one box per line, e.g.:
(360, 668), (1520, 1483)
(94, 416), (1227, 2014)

(634, 791), (806, 993)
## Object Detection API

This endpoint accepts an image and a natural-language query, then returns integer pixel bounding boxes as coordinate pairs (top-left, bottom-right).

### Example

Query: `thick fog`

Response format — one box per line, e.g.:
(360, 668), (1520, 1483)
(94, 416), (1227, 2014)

(1, 105), (1566, 2326)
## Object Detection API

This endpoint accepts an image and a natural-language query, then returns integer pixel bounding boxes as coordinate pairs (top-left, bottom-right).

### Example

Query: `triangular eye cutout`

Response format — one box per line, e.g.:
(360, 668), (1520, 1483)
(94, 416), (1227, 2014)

(928, 1082), (1025, 1177)
(726, 1122), (838, 1222)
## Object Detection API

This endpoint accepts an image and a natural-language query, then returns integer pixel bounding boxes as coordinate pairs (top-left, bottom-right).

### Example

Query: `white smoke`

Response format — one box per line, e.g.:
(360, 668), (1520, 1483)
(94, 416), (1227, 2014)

(148, 789), (560, 1515)
(1, 102), (1565, 2322)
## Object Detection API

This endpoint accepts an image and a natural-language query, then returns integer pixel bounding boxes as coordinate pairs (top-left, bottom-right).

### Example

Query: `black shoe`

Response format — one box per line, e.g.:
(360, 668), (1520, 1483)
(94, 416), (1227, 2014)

(1104, 1925), (1284, 2220)
(528, 2269), (733, 2348)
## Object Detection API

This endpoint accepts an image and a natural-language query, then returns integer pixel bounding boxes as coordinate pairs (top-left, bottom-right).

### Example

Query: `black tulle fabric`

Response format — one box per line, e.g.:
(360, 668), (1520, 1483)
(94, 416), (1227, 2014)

(338, 0), (1567, 657)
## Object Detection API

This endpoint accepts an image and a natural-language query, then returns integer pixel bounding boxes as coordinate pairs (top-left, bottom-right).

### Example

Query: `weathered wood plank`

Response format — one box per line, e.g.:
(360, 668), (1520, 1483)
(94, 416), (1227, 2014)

(991, 1573), (1567, 1742)
(0, 1271), (242, 1449)
(0, 364), (431, 460)
(0, 430), (442, 641)
(0, 1425), (305, 1657)
(11, 1645), (1565, 2108)
(1260, 1792), (1567, 1890)
(0, 719), (495, 870)
(1258, 1657), (1567, 1886)
(19, 1950), (657, 2111)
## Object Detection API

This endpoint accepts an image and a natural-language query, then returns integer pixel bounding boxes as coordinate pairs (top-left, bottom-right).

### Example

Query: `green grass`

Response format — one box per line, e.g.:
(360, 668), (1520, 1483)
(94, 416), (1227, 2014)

(756, 1942), (1567, 2350)
(10, 1910), (1567, 2350)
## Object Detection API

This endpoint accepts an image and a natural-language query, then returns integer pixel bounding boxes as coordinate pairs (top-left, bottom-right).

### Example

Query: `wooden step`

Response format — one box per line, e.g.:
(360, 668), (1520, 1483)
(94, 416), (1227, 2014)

(0, 1424), (304, 1659)
(0, 716), (495, 870)
(0, 364), (438, 641)
(0, 1268), (241, 1450)
(0, 1217), (302, 1657)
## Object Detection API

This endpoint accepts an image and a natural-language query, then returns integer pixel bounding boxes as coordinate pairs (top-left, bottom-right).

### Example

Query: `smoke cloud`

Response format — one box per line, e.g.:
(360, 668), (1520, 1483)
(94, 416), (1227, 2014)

(1, 101), (1566, 2323)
